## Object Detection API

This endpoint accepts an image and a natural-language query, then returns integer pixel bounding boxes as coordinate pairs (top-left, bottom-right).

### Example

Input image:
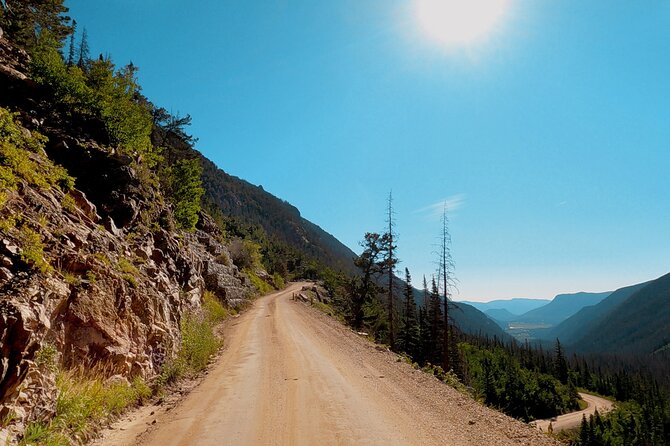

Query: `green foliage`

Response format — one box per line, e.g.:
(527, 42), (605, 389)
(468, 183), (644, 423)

(203, 290), (229, 324)
(20, 370), (150, 445)
(117, 257), (138, 275)
(0, 0), (72, 50)
(168, 158), (204, 231)
(229, 239), (263, 271)
(30, 42), (157, 162)
(158, 293), (228, 387)
(0, 107), (74, 193)
(272, 272), (285, 289)
(34, 343), (59, 374)
(60, 194), (77, 213)
(459, 343), (578, 421)
(17, 226), (50, 273)
(244, 269), (273, 295)
(178, 313), (222, 373)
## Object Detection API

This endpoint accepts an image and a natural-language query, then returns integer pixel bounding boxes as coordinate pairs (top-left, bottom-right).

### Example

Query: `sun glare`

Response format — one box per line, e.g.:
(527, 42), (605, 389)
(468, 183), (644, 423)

(415, 0), (510, 48)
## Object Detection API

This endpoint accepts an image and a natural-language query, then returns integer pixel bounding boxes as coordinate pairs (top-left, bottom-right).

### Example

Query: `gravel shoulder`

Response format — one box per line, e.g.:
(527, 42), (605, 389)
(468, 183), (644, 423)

(95, 283), (561, 446)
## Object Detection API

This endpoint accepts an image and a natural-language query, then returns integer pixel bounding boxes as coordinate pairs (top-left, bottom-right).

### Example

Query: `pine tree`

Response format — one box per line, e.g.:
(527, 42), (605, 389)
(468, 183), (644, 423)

(554, 338), (569, 384)
(427, 277), (443, 365)
(0, 0), (72, 49)
(66, 19), (76, 65)
(77, 27), (89, 68)
(351, 232), (384, 330)
(398, 268), (419, 359)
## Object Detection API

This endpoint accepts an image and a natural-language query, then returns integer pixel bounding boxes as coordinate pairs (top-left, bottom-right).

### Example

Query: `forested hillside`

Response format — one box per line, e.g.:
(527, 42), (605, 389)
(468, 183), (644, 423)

(571, 272), (670, 355)
(544, 281), (649, 344)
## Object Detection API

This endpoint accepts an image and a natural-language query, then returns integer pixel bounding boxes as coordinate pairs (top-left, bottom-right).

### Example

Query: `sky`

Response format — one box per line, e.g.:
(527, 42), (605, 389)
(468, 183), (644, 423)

(64, 0), (670, 301)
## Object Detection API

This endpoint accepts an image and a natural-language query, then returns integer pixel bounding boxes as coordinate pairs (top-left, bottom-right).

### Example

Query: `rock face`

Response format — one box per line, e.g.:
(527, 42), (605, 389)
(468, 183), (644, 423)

(0, 142), (251, 439)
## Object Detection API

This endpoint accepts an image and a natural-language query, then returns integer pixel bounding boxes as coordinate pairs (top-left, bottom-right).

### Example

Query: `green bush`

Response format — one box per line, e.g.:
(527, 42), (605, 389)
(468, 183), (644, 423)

(17, 226), (50, 273)
(169, 159), (204, 231)
(30, 39), (156, 162)
(244, 269), (273, 295)
(0, 107), (74, 193)
(158, 291), (228, 387)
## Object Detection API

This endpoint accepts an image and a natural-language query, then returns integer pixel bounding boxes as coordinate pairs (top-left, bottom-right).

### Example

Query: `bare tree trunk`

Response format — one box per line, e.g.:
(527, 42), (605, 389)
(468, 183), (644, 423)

(387, 192), (395, 350)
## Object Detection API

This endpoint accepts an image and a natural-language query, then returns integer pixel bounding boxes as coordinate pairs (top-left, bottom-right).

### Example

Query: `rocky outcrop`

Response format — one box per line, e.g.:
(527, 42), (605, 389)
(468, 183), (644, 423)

(0, 144), (251, 440)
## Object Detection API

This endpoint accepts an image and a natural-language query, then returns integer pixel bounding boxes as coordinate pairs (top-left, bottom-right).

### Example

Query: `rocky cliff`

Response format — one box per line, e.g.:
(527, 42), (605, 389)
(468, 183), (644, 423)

(0, 34), (252, 441)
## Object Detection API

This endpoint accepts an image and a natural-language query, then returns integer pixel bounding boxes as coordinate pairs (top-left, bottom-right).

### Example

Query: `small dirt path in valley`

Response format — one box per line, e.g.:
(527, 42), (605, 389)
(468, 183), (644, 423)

(533, 392), (614, 433)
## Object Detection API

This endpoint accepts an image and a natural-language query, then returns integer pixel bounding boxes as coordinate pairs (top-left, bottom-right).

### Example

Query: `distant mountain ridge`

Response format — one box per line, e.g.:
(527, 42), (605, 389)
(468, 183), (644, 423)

(542, 282), (649, 344)
(514, 291), (611, 326)
(461, 298), (550, 316)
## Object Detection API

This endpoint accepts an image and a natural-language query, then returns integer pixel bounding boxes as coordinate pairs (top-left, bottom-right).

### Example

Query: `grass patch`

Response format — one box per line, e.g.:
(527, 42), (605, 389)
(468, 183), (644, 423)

(244, 269), (273, 295)
(313, 300), (335, 317)
(117, 257), (138, 275)
(19, 370), (151, 445)
(61, 194), (77, 213)
(157, 291), (229, 388)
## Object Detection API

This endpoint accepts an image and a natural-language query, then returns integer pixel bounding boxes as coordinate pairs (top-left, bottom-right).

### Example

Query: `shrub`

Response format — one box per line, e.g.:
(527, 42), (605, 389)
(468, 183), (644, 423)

(17, 226), (50, 273)
(19, 369), (151, 445)
(244, 269), (273, 295)
(0, 107), (74, 192)
(165, 158), (204, 231)
(272, 272), (285, 289)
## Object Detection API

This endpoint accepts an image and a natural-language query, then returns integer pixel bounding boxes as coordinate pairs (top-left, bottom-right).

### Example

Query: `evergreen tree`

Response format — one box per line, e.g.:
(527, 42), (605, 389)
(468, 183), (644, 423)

(398, 268), (419, 359)
(427, 277), (443, 365)
(66, 19), (76, 66)
(579, 414), (590, 445)
(77, 27), (89, 68)
(0, 0), (72, 49)
(553, 338), (569, 384)
(170, 158), (204, 231)
(351, 232), (384, 329)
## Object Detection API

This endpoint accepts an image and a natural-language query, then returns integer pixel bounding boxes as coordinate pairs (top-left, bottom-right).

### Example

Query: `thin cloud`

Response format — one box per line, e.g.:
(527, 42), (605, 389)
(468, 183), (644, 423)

(414, 194), (466, 217)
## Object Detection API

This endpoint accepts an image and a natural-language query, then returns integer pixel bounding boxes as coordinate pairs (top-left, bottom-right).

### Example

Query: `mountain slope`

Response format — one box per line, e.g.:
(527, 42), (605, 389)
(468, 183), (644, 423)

(571, 273), (670, 355)
(452, 302), (512, 340)
(461, 298), (550, 316)
(516, 292), (611, 326)
(543, 281), (649, 344)
(199, 156), (358, 274)
(485, 308), (518, 323)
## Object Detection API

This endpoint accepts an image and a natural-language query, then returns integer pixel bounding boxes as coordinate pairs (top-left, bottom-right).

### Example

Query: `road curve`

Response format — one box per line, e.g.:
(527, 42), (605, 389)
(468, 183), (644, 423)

(533, 392), (614, 433)
(111, 283), (559, 446)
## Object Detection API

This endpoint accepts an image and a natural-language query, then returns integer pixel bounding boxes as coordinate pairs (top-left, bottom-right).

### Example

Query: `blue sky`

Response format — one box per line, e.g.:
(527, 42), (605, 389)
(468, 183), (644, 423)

(64, 0), (670, 301)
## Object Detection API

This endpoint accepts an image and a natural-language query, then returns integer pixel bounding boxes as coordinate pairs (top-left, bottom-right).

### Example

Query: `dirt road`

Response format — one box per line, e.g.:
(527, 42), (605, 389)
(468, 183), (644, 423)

(533, 392), (614, 433)
(106, 283), (558, 446)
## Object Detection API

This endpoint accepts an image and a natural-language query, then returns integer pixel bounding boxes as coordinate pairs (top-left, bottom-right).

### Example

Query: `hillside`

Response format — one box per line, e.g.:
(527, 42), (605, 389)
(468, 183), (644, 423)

(571, 273), (670, 355)
(452, 302), (511, 340)
(198, 156), (358, 275)
(541, 281), (649, 344)
(515, 291), (611, 326)
(485, 308), (519, 322)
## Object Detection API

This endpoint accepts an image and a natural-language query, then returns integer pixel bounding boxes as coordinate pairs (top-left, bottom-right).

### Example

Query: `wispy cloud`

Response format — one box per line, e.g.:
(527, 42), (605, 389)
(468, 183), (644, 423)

(414, 194), (466, 218)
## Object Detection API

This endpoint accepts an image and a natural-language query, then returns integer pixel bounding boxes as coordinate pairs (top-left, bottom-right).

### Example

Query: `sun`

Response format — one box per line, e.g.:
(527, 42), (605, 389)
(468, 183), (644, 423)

(415, 0), (511, 48)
